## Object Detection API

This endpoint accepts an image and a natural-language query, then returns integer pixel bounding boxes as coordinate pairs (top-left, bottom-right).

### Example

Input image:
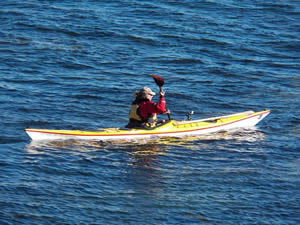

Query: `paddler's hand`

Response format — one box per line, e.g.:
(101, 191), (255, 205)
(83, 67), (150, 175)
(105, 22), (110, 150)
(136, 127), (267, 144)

(164, 109), (170, 114)
(160, 90), (165, 97)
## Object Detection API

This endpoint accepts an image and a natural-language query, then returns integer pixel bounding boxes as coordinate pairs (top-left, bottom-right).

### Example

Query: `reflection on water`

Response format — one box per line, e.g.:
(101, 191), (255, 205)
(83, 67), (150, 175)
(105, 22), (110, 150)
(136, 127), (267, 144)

(25, 139), (169, 155)
(153, 127), (266, 150)
(25, 127), (266, 154)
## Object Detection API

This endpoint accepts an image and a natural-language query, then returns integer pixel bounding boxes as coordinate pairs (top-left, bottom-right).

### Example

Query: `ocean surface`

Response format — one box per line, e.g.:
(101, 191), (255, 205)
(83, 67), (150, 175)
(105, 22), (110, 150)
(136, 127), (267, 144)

(1, 0), (299, 224)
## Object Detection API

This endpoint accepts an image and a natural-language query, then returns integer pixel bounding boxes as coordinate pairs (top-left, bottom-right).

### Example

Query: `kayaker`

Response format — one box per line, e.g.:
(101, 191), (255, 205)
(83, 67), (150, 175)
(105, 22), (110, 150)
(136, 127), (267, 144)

(126, 87), (169, 128)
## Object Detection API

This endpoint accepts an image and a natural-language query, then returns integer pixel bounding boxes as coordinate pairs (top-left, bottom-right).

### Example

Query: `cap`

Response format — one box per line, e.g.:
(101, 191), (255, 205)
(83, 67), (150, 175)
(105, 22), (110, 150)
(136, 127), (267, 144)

(140, 87), (156, 96)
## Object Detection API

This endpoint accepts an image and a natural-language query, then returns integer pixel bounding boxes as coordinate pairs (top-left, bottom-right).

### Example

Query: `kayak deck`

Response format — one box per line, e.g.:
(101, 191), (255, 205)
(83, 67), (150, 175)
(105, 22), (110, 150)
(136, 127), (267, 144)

(25, 110), (270, 141)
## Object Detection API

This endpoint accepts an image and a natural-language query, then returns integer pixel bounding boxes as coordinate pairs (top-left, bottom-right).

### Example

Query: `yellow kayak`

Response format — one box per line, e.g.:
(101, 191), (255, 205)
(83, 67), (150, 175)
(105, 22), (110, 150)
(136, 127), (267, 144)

(25, 110), (270, 141)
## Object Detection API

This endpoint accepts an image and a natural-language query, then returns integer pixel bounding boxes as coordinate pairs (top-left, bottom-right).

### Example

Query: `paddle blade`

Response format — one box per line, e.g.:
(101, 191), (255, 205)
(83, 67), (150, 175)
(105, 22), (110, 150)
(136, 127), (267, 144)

(152, 74), (164, 87)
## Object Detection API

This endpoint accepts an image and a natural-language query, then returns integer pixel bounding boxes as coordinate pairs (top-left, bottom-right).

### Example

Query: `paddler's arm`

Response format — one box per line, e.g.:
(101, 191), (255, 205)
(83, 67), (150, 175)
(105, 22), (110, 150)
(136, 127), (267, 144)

(155, 90), (167, 114)
(159, 90), (171, 115)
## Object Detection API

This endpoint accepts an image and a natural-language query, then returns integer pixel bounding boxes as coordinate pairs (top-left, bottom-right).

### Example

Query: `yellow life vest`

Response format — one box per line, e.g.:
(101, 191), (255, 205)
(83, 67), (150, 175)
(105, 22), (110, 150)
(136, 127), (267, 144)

(128, 103), (158, 128)
(129, 104), (142, 121)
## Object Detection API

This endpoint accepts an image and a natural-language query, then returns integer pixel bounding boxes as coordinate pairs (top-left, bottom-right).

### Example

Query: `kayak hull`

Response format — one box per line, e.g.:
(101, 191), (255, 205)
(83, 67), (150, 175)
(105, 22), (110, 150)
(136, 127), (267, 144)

(25, 110), (270, 141)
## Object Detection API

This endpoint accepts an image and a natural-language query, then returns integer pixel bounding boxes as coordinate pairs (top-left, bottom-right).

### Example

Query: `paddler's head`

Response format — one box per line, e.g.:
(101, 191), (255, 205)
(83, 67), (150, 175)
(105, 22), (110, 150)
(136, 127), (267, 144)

(139, 87), (156, 100)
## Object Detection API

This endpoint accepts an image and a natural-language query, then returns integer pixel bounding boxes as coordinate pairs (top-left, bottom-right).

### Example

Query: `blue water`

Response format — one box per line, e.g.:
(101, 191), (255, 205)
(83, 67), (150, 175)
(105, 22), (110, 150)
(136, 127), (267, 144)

(1, 0), (299, 224)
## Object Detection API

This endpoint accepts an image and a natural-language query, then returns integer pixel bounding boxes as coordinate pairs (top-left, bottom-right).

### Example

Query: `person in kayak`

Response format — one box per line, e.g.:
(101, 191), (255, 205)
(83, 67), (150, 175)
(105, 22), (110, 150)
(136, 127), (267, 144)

(126, 87), (169, 128)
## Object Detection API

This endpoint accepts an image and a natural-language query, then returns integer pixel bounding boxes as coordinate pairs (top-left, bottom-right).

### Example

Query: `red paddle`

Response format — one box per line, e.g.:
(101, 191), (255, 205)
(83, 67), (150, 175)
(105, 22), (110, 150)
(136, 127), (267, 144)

(152, 74), (164, 90)
(152, 74), (171, 120)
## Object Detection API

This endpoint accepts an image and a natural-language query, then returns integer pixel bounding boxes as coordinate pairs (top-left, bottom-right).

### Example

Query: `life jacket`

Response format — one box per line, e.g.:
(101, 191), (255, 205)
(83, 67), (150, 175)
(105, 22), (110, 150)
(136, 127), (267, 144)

(129, 103), (142, 122)
(127, 99), (157, 128)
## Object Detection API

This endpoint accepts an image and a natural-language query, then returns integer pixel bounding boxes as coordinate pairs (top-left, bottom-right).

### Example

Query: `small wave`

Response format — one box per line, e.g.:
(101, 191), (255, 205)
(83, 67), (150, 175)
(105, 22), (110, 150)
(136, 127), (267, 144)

(147, 56), (204, 64)
(260, 2), (296, 10)
(3, 77), (59, 86)
(0, 137), (24, 144)
(122, 34), (159, 46)
(0, 9), (27, 17)
(201, 37), (232, 47)
(71, 94), (101, 100)
(35, 25), (81, 37)
(24, 120), (53, 128)
(58, 61), (95, 70)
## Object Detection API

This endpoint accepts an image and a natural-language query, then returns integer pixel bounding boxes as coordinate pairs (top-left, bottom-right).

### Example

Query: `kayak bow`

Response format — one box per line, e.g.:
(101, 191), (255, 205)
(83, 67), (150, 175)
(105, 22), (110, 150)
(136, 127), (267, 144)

(25, 110), (270, 141)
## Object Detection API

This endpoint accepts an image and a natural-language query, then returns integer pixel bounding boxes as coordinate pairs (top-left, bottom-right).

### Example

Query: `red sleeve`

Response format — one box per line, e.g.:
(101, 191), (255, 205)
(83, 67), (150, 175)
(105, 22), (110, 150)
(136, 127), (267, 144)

(155, 97), (166, 114)
(139, 97), (166, 118)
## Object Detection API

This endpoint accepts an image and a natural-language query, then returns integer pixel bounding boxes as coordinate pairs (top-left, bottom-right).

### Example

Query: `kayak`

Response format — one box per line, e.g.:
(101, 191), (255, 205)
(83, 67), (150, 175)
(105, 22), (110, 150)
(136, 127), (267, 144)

(25, 110), (270, 142)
